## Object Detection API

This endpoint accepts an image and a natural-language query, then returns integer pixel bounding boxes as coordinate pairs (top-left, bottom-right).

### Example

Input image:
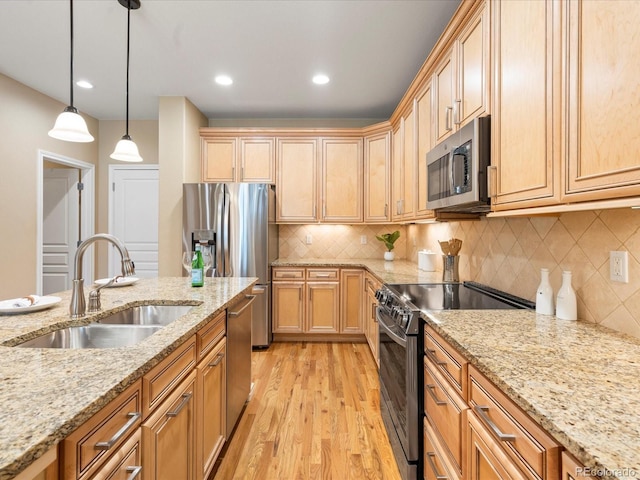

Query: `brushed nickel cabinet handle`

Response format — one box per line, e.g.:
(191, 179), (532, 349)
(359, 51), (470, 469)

(426, 452), (448, 480)
(208, 352), (225, 367)
(426, 349), (447, 366)
(454, 99), (462, 125)
(425, 384), (447, 406)
(445, 106), (453, 131)
(126, 466), (142, 480)
(474, 405), (516, 442)
(314, 273), (331, 277)
(167, 393), (192, 418)
(384, 203), (388, 217)
(95, 412), (141, 450)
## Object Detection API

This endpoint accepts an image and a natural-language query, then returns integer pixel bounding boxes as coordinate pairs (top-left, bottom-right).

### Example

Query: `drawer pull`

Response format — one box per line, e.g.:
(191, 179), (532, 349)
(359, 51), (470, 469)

(228, 295), (256, 317)
(126, 466), (142, 480)
(426, 452), (448, 480)
(208, 352), (225, 367)
(95, 412), (141, 451)
(426, 349), (448, 366)
(280, 273), (298, 278)
(474, 405), (516, 442)
(313, 273), (332, 277)
(425, 384), (447, 406)
(167, 393), (192, 417)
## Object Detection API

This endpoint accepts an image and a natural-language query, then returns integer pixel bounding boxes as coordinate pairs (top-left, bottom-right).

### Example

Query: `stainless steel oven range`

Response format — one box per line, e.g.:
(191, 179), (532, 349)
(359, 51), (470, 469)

(375, 281), (534, 480)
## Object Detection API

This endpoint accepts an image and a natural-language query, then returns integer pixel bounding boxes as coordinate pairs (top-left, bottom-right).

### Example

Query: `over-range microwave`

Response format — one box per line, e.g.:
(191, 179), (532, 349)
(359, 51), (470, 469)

(426, 116), (491, 213)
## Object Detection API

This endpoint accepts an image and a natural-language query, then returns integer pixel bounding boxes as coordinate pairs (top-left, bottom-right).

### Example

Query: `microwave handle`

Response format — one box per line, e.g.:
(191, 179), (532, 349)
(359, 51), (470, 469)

(450, 146), (469, 193)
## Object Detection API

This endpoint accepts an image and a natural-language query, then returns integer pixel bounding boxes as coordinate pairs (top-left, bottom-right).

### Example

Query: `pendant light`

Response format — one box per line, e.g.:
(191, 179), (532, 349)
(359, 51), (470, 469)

(111, 0), (143, 162)
(48, 0), (94, 143)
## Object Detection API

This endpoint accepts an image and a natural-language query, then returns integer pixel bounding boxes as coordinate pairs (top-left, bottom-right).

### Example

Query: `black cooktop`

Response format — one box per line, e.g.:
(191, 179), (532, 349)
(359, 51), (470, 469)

(386, 281), (535, 311)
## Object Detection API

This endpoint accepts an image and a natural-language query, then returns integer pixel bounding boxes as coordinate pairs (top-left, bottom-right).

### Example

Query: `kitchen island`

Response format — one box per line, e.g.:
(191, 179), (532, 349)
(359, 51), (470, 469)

(0, 276), (256, 480)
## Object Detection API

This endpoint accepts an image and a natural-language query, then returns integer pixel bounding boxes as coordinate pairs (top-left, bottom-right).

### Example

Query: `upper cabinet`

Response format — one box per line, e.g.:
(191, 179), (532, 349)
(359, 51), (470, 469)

(434, 2), (489, 144)
(321, 138), (363, 223)
(415, 84), (435, 219)
(201, 134), (275, 183)
(363, 127), (391, 223)
(563, 0), (640, 202)
(490, 0), (562, 210)
(276, 137), (319, 222)
(391, 108), (416, 221)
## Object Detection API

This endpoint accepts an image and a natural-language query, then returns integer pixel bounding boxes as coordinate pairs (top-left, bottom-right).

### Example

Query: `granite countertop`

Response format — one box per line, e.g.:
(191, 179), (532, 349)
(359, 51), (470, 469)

(424, 310), (640, 480)
(0, 276), (256, 480)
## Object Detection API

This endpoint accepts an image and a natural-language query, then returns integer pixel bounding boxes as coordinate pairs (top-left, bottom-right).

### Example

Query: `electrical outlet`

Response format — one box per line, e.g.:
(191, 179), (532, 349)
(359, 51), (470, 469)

(610, 251), (629, 283)
(305, 234), (313, 245)
(360, 235), (367, 245)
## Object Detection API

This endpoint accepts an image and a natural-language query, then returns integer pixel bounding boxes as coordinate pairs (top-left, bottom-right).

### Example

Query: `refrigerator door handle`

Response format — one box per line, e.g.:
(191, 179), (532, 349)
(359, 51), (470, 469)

(251, 286), (266, 294)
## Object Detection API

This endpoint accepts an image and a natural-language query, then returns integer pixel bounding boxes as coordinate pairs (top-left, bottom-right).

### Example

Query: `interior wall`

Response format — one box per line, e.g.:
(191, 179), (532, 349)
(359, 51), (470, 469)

(0, 73), (98, 298)
(158, 97), (208, 277)
(95, 120), (159, 278)
(406, 210), (640, 339)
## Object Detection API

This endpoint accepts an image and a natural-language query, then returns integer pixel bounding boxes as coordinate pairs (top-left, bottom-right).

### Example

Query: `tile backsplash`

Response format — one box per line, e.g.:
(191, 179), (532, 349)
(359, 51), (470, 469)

(279, 209), (640, 339)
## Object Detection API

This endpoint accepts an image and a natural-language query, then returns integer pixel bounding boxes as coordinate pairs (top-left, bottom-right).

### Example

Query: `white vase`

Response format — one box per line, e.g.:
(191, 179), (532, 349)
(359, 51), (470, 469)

(384, 251), (395, 261)
(535, 268), (554, 315)
(556, 271), (577, 321)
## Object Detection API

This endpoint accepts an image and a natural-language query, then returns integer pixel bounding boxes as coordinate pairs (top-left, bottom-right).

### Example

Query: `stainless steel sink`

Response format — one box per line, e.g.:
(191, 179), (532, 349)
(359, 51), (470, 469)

(16, 324), (163, 349)
(96, 305), (193, 326)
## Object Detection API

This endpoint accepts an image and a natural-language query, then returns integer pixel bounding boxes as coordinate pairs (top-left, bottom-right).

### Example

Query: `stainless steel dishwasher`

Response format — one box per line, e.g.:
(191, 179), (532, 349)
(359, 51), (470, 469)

(226, 293), (255, 435)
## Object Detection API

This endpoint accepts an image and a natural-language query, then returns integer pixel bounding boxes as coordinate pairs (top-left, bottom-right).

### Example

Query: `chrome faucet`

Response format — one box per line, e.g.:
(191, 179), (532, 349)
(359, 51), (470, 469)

(69, 233), (135, 318)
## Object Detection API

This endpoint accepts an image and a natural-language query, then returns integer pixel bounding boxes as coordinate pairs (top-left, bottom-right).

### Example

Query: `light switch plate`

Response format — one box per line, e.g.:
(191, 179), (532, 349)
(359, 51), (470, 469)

(360, 235), (367, 245)
(305, 234), (313, 245)
(610, 251), (629, 283)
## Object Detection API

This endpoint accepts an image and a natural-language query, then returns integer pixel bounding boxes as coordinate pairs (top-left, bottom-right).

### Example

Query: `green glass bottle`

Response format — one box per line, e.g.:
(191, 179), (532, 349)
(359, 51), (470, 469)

(191, 244), (204, 287)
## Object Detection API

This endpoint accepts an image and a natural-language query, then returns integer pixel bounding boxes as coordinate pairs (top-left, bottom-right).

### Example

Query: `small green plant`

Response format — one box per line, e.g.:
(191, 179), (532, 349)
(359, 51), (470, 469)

(375, 230), (400, 251)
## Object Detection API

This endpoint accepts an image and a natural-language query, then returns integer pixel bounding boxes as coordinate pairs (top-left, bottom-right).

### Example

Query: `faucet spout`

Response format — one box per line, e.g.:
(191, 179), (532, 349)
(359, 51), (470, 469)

(69, 233), (135, 318)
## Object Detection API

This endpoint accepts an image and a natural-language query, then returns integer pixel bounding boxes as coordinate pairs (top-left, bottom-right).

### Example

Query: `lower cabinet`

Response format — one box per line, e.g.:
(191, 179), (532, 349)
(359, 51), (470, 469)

(364, 273), (380, 367)
(142, 371), (197, 480)
(561, 452), (597, 480)
(91, 429), (142, 480)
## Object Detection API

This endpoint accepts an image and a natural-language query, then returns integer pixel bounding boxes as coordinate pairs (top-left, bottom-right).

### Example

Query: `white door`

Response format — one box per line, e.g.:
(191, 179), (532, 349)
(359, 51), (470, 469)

(110, 166), (159, 278)
(42, 168), (79, 294)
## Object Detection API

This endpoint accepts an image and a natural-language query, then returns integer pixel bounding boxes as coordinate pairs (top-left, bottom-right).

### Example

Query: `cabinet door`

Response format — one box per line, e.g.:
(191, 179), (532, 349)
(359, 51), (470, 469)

(321, 138), (363, 223)
(561, 451), (597, 480)
(456, 3), (489, 127)
(142, 371), (196, 480)
(564, 0), (640, 201)
(364, 131), (391, 222)
(276, 138), (318, 222)
(391, 122), (404, 220)
(240, 137), (275, 183)
(365, 277), (379, 368)
(416, 84), (435, 219)
(491, 0), (561, 210)
(90, 428), (142, 480)
(402, 108), (416, 220)
(272, 282), (304, 333)
(340, 269), (363, 334)
(306, 282), (339, 333)
(196, 338), (226, 480)
(434, 49), (456, 143)
(202, 138), (237, 182)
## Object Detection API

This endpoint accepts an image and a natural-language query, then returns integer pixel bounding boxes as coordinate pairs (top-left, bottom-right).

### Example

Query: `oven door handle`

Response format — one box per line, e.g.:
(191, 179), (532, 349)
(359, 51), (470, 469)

(377, 311), (407, 348)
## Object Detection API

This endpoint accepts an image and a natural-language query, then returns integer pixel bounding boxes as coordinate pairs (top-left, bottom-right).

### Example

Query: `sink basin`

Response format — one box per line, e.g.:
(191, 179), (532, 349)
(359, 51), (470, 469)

(16, 324), (163, 349)
(96, 305), (193, 326)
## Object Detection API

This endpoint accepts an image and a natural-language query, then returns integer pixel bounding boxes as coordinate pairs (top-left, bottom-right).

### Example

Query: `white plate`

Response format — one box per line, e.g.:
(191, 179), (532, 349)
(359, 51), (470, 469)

(0, 296), (62, 314)
(94, 276), (139, 288)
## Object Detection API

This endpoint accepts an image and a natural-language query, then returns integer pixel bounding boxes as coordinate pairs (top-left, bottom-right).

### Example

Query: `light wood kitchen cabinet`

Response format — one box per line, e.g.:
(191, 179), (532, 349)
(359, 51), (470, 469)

(391, 122), (403, 221)
(196, 337), (226, 480)
(391, 109), (416, 220)
(363, 129), (391, 222)
(272, 280), (305, 333)
(88, 429), (142, 480)
(561, 451), (597, 480)
(490, 0), (562, 210)
(424, 420), (459, 480)
(307, 281), (340, 333)
(201, 136), (275, 183)
(276, 138), (319, 222)
(321, 138), (363, 223)
(415, 84), (435, 219)
(434, 48), (456, 143)
(340, 269), (364, 334)
(563, 0), (640, 202)
(142, 370), (196, 480)
(364, 273), (380, 367)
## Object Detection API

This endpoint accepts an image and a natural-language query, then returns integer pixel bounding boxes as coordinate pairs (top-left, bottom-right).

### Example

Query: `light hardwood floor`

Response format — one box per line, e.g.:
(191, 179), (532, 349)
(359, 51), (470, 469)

(212, 342), (402, 480)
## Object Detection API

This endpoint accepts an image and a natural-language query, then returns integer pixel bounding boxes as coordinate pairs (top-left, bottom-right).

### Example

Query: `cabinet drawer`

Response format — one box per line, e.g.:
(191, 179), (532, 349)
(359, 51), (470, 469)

(273, 268), (305, 280)
(425, 327), (467, 400)
(561, 451), (597, 480)
(197, 311), (226, 361)
(468, 365), (561, 479)
(143, 336), (197, 417)
(89, 427), (142, 480)
(60, 380), (142, 480)
(306, 268), (339, 280)
(424, 357), (467, 475)
(424, 418), (460, 480)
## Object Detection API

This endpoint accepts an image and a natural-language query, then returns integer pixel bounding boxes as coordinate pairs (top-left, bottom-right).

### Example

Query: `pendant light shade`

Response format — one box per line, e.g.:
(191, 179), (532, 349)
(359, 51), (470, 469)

(111, 0), (143, 162)
(49, 0), (94, 143)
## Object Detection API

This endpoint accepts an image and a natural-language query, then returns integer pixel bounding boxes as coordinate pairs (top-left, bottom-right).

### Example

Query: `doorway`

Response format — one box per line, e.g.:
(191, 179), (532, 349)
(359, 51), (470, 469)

(37, 151), (95, 295)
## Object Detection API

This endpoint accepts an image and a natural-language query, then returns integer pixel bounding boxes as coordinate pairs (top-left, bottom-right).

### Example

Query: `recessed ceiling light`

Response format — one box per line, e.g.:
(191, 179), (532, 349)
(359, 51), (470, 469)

(215, 75), (233, 86)
(312, 74), (330, 85)
(76, 80), (93, 89)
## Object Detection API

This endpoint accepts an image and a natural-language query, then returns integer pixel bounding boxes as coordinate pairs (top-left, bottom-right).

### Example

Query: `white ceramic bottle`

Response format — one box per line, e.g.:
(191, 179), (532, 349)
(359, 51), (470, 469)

(535, 268), (554, 315)
(556, 271), (577, 320)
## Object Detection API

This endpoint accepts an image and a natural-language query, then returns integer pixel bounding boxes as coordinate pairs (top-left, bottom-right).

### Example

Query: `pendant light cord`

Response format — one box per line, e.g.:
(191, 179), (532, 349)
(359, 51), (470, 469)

(125, 0), (131, 137)
(69, 0), (75, 109)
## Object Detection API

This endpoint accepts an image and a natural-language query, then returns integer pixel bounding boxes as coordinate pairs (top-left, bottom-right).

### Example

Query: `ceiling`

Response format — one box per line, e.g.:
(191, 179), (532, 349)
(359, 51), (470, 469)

(0, 0), (461, 121)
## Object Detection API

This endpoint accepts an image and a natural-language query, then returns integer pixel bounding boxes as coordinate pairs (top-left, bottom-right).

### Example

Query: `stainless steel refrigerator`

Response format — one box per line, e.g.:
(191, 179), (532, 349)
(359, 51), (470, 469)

(182, 183), (278, 348)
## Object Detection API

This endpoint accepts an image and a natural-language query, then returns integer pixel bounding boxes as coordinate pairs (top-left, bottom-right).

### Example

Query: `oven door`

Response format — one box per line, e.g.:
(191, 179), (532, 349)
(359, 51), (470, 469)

(377, 308), (420, 464)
